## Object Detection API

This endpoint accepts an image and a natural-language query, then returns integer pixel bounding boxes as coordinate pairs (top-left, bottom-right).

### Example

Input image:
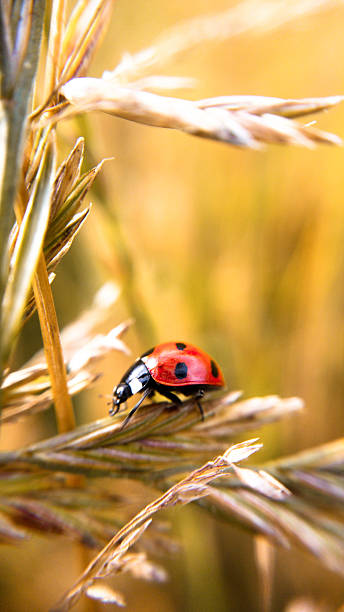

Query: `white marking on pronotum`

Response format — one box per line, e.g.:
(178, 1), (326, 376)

(141, 355), (158, 369)
(129, 378), (143, 395)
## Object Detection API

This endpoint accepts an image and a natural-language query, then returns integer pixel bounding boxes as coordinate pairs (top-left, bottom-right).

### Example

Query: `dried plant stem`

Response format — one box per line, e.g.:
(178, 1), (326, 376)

(44, 0), (66, 97)
(32, 255), (75, 433)
(52, 440), (261, 611)
(14, 177), (75, 435)
(109, 0), (343, 82)
(32, 254), (80, 489)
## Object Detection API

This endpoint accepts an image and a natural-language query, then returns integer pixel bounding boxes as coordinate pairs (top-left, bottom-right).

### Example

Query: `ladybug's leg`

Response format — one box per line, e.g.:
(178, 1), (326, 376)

(157, 389), (182, 405)
(194, 389), (205, 421)
(120, 388), (151, 430)
(110, 401), (127, 417)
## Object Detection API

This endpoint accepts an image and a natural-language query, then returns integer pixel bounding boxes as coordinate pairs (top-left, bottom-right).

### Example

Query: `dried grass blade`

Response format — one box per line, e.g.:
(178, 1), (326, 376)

(59, 0), (113, 84)
(232, 465), (291, 500)
(66, 319), (131, 373)
(23, 273), (55, 321)
(0, 103), (7, 201)
(0, 511), (28, 541)
(201, 483), (344, 576)
(23, 149), (105, 324)
(196, 394), (303, 436)
(110, 0), (342, 82)
(285, 470), (344, 503)
(0, 392), (280, 453)
(197, 95), (344, 118)
(85, 584), (125, 606)
(1, 295), (129, 423)
(52, 440), (261, 611)
(49, 159), (106, 238)
(11, 0), (33, 86)
(2, 495), (107, 546)
(240, 493), (344, 576)
(0, 2), (14, 96)
(1, 138), (55, 363)
(1, 364), (49, 393)
(266, 437), (344, 470)
(58, 79), (342, 148)
(58, 80), (257, 147)
(46, 207), (91, 271)
(45, 0), (66, 95)
(50, 138), (84, 219)
(201, 487), (290, 546)
(0, 371), (96, 424)
(32, 255), (75, 434)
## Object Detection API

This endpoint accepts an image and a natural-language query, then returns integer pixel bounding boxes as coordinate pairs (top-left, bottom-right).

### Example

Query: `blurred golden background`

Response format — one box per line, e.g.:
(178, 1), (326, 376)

(2, 1), (344, 610)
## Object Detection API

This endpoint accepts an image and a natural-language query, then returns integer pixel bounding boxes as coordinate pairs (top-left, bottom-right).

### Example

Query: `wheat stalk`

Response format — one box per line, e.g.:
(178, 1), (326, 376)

(0, 357), (343, 607)
(51, 439), (263, 611)
(51, 83), (342, 148)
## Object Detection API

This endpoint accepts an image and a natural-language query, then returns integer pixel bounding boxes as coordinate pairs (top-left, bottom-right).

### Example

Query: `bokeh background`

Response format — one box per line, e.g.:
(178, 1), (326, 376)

(2, 1), (344, 610)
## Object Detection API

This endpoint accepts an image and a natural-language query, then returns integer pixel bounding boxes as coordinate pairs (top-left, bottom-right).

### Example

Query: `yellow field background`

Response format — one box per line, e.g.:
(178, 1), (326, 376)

(2, 1), (344, 610)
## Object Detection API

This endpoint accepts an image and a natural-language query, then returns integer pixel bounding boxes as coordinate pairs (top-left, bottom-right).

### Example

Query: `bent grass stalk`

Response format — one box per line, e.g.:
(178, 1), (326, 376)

(52, 439), (263, 611)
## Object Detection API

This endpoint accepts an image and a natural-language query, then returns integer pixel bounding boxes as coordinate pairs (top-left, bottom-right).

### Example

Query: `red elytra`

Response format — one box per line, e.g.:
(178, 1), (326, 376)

(141, 341), (225, 388)
(110, 341), (225, 429)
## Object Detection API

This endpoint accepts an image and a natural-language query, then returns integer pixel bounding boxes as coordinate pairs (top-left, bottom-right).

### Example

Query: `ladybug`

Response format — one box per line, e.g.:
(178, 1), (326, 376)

(110, 341), (225, 428)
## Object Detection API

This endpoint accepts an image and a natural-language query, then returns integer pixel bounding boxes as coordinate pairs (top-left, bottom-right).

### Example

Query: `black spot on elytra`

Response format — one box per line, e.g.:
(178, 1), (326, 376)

(174, 362), (188, 379)
(210, 359), (219, 378)
(141, 347), (155, 358)
(176, 342), (187, 351)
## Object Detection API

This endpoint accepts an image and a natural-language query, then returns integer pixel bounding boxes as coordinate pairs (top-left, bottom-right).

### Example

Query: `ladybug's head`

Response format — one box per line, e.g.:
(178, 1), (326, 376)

(110, 382), (131, 416)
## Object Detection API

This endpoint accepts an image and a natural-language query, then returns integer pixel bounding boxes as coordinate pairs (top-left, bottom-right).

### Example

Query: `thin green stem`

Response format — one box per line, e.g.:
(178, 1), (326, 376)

(0, 0), (46, 394)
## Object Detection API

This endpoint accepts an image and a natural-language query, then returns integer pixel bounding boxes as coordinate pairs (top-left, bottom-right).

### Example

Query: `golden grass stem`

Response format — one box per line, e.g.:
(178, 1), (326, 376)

(44, 0), (66, 97)
(13, 153), (75, 435)
(32, 254), (75, 433)
(53, 440), (261, 611)
(0, 3), (14, 97)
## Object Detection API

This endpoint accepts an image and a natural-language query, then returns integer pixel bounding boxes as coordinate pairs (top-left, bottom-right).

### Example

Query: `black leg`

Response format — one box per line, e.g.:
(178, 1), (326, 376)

(109, 400), (126, 417)
(120, 389), (151, 430)
(157, 389), (182, 405)
(120, 394), (147, 430)
(195, 390), (205, 421)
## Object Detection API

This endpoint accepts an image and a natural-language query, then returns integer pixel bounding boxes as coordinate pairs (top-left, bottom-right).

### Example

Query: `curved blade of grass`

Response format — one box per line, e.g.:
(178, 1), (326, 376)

(1, 139), (55, 364)
(0, 0), (46, 277)
(50, 137), (84, 220)
(109, 0), (342, 83)
(44, 0), (67, 96)
(48, 159), (107, 239)
(0, 0), (46, 382)
(52, 440), (260, 612)
(59, 0), (113, 83)
(57, 80), (342, 148)
(45, 207), (91, 271)
(0, 103), (7, 201)
(0, 3), (14, 98)
(0, 394), (294, 478)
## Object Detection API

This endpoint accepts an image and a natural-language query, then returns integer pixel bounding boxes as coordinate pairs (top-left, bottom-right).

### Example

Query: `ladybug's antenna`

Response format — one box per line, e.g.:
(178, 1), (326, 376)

(99, 393), (113, 403)
(98, 393), (116, 410)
